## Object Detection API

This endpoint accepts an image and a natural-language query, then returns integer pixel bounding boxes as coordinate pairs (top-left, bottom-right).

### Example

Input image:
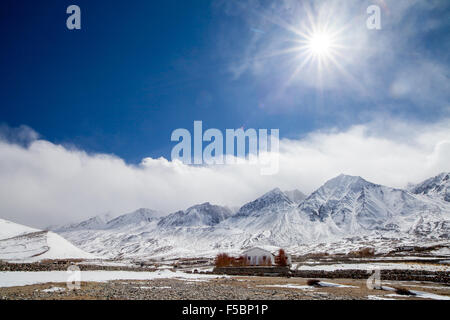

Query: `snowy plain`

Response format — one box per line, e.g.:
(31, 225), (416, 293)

(0, 269), (227, 288)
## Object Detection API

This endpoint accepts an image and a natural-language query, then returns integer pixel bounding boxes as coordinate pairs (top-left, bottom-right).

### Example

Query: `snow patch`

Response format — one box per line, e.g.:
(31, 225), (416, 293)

(317, 281), (358, 288)
(41, 286), (65, 293)
(257, 284), (313, 290)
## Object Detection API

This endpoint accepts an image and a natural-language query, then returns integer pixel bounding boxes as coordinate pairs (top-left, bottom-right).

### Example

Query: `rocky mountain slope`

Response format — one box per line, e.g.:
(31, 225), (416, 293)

(158, 203), (232, 228)
(410, 172), (449, 202)
(298, 174), (445, 233)
(284, 189), (307, 204)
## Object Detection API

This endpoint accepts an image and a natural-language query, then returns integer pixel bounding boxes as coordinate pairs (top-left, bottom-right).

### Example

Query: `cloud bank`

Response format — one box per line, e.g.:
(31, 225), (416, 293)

(0, 119), (449, 228)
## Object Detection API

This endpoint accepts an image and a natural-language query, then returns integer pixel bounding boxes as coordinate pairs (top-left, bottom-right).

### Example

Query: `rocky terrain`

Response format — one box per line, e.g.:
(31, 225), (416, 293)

(1, 276), (449, 300)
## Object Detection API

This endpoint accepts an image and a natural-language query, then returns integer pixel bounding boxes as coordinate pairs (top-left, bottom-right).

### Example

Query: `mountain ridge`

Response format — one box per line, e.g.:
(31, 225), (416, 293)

(158, 202), (233, 228)
(410, 172), (450, 202)
(52, 173), (450, 259)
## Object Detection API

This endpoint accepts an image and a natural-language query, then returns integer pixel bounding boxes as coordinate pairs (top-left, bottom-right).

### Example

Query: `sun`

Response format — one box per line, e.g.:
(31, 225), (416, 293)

(239, 2), (361, 93)
(308, 33), (332, 56)
(286, 25), (346, 81)
(247, 2), (353, 86)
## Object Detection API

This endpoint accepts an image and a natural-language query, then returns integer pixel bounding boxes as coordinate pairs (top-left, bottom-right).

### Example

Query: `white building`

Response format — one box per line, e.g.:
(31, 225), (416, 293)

(242, 247), (275, 266)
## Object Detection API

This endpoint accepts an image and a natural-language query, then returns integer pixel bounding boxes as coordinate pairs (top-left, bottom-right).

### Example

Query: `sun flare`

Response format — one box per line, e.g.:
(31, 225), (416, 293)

(308, 33), (332, 56)
(251, 3), (351, 86)
(288, 24), (345, 80)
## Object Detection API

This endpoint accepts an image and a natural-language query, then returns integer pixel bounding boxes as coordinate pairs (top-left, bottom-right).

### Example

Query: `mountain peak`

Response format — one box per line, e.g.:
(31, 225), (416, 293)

(261, 187), (284, 197)
(318, 174), (376, 194)
(56, 209), (161, 232)
(298, 174), (443, 231)
(328, 174), (368, 184)
(103, 208), (160, 229)
(300, 174), (381, 223)
(235, 188), (294, 217)
(411, 172), (450, 202)
(55, 213), (114, 232)
(187, 202), (212, 210)
(158, 203), (233, 228)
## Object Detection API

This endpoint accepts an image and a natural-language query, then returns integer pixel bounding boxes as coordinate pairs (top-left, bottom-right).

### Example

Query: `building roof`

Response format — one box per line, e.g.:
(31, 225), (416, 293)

(242, 247), (273, 256)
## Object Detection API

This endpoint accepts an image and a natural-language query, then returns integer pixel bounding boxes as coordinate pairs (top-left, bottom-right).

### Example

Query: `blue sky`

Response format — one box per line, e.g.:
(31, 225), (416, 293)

(0, 0), (449, 226)
(1, 0), (448, 164)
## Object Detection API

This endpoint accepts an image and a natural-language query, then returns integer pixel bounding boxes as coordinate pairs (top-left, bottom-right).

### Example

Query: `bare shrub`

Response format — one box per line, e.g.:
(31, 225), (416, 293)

(275, 249), (288, 266)
(214, 253), (232, 267)
(348, 247), (375, 257)
(230, 255), (248, 267)
(307, 252), (329, 258)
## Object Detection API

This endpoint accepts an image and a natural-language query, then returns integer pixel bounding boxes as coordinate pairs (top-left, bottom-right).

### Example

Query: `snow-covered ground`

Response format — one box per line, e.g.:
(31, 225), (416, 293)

(0, 269), (227, 288)
(0, 219), (39, 240)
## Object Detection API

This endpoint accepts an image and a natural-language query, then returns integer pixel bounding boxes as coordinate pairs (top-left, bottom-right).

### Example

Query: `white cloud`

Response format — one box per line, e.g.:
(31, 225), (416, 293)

(0, 124), (39, 145)
(0, 119), (449, 228)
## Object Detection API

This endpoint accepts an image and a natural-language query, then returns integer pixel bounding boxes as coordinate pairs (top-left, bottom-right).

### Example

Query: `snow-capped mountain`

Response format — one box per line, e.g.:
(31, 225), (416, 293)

(56, 208), (161, 232)
(51, 174), (450, 260)
(158, 203), (232, 228)
(212, 188), (308, 247)
(0, 218), (95, 262)
(410, 172), (450, 202)
(55, 213), (114, 232)
(284, 189), (307, 204)
(298, 174), (444, 233)
(106, 208), (160, 229)
(234, 188), (294, 218)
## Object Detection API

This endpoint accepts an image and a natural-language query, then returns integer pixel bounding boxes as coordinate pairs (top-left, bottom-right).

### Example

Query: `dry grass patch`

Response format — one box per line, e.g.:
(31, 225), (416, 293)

(347, 248), (375, 257)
